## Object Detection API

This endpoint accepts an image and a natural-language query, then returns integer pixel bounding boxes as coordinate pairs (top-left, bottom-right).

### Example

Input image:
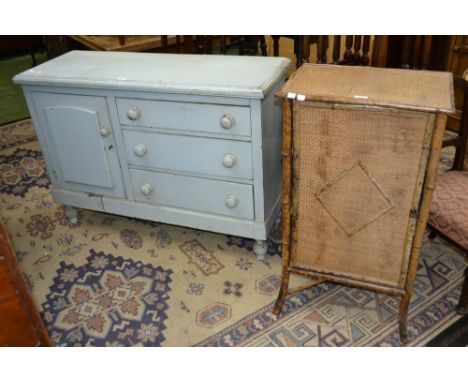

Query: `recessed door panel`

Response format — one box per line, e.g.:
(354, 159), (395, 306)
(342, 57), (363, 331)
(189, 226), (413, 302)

(32, 92), (125, 198)
(44, 106), (113, 188)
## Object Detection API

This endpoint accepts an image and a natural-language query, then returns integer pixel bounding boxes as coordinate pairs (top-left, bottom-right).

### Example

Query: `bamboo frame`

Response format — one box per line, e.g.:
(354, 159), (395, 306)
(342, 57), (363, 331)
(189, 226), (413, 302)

(397, 113), (447, 343)
(273, 99), (293, 315)
(274, 105), (450, 345)
(274, 65), (454, 345)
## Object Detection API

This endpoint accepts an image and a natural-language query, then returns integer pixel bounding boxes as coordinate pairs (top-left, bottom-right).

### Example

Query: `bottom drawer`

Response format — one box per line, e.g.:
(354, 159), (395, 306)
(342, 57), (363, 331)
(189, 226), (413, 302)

(129, 169), (254, 220)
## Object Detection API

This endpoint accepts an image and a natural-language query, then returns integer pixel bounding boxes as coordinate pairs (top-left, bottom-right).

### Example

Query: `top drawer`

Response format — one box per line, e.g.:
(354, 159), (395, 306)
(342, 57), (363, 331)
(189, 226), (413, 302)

(116, 98), (251, 138)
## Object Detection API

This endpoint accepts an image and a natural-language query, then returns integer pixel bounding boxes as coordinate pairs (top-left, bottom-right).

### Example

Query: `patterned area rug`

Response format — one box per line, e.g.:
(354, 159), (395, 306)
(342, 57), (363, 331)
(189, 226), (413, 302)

(0, 119), (466, 346)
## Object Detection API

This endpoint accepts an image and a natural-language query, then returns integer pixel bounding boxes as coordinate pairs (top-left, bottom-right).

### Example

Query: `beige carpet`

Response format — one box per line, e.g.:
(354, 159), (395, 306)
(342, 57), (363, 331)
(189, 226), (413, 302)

(0, 119), (466, 346)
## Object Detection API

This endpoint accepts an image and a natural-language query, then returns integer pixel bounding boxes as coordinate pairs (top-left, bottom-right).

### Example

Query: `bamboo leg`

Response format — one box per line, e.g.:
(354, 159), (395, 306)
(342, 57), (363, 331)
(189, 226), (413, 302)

(274, 99), (294, 316)
(398, 113), (448, 344)
(398, 294), (410, 344)
(273, 268), (291, 314)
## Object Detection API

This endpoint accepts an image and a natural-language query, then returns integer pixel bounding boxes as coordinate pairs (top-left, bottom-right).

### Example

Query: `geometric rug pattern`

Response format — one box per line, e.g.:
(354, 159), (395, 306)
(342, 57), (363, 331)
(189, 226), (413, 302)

(41, 250), (172, 346)
(1, 119), (466, 346)
(196, 239), (466, 346)
(0, 147), (49, 197)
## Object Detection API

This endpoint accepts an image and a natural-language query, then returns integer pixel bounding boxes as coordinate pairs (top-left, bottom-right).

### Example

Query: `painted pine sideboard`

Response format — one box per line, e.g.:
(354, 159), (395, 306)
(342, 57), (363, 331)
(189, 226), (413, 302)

(14, 51), (291, 259)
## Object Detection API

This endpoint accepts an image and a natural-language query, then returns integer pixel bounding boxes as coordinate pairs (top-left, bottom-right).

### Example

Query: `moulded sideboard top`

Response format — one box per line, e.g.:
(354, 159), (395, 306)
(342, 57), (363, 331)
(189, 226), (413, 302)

(276, 64), (455, 113)
(13, 50), (291, 99)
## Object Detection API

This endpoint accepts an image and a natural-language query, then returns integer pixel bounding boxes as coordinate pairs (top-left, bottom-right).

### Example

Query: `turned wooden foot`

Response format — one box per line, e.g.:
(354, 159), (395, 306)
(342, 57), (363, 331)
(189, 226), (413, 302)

(64, 205), (78, 225)
(253, 240), (268, 261)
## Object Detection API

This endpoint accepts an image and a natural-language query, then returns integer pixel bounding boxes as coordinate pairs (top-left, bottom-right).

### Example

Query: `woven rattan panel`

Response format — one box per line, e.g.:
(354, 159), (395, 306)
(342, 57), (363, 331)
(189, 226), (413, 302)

(291, 102), (433, 287)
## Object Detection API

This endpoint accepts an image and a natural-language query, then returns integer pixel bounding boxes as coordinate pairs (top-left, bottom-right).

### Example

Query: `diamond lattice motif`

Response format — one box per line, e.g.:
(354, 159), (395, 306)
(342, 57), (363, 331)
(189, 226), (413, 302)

(315, 162), (394, 236)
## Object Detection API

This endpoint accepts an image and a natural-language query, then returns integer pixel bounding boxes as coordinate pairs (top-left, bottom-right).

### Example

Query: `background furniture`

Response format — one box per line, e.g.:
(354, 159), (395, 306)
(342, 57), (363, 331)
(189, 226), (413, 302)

(271, 35), (373, 68)
(13, 51), (290, 260)
(42, 36), (266, 58)
(428, 71), (468, 315)
(70, 35), (180, 52)
(444, 36), (468, 77)
(270, 35), (467, 74)
(0, 217), (51, 346)
(274, 64), (454, 344)
(272, 36), (306, 68)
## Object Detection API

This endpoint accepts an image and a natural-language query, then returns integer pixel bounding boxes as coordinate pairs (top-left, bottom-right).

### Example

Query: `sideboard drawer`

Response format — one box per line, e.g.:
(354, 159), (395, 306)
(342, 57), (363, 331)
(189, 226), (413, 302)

(123, 129), (253, 180)
(116, 98), (251, 138)
(130, 169), (254, 219)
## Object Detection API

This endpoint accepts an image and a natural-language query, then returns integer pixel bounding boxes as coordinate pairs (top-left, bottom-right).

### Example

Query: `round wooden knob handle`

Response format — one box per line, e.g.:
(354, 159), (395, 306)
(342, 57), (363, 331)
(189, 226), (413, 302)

(100, 127), (112, 137)
(223, 153), (237, 168)
(133, 144), (147, 157)
(225, 195), (239, 209)
(127, 106), (142, 121)
(220, 114), (235, 129)
(140, 182), (153, 196)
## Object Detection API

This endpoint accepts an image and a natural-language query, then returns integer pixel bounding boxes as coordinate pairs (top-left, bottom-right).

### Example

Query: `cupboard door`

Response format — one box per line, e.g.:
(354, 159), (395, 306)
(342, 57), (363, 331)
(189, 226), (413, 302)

(31, 92), (125, 198)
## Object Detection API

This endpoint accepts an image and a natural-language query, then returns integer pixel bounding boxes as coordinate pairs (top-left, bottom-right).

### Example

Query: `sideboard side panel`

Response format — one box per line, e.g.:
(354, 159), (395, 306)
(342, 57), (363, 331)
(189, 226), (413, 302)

(260, 79), (284, 231)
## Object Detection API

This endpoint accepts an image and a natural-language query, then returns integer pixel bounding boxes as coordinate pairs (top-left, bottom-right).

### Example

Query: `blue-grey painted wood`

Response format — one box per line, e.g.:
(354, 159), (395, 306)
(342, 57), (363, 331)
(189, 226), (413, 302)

(123, 129), (253, 181)
(44, 106), (113, 187)
(261, 80), (284, 217)
(54, 188), (267, 239)
(129, 169), (254, 220)
(13, 51), (291, 99)
(250, 98), (266, 222)
(30, 92), (125, 198)
(25, 85), (253, 106)
(116, 98), (252, 138)
(15, 52), (291, 250)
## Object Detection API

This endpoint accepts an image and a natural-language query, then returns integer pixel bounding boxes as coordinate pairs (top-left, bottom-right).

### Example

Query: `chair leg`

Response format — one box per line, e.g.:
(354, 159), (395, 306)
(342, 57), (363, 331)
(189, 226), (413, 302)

(272, 36), (280, 57)
(456, 267), (468, 315)
(295, 36), (304, 68)
(428, 226), (437, 240)
(259, 36), (267, 56)
(220, 36), (226, 54)
(23, 36), (37, 67)
(204, 36), (213, 54)
(161, 35), (168, 53)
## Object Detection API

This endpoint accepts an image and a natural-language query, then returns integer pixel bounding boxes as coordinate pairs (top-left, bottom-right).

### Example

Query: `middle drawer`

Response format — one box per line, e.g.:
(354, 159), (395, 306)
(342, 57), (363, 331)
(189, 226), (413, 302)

(123, 130), (253, 180)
